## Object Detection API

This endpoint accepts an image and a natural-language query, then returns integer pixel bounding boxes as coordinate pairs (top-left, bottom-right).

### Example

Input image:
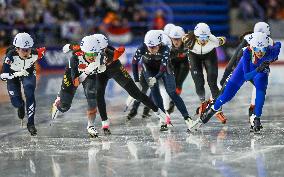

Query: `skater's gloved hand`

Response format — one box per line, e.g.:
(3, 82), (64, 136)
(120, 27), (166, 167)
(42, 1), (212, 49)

(135, 82), (142, 89)
(62, 44), (71, 53)
(84, 62), (99, 75)
(13, 69), (29, 77)
(36, 47), (46, 59)
(148, 77), (157, 87)
(73, 77), (80, 87)
(256, 61), (270, 72)
(0, 73), (14, 80)
(97, 65), (106, 73)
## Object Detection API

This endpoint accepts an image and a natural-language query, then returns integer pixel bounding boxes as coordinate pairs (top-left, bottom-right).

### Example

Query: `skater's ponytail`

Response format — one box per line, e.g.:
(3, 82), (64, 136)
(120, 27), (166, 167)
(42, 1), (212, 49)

(182, 31), (196, 50)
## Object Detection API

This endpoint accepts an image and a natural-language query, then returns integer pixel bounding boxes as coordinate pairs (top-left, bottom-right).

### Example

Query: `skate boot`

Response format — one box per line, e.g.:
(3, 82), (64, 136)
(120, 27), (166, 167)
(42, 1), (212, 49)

(18, 104), (25, 120)
(167, 101), (175, 114)
(142, 106), (151, 118)
(196, 100), (209, 115)
(184, 116), (194, 132)
(200, 106), (218, 124)
(253, 117), (261, 133)
(27, 124), (37, 136)
(102, 120), (111, 135)
(188, 118), (203, 132)
(51, 96), (60, 120)
(126, 108), (137, 120)
(87, 126), (99, 138)
(215, 110), (227, 124)
(248, 105), (255, 117)
(249, 114), (263, 132)
(154, 109), (169, 131)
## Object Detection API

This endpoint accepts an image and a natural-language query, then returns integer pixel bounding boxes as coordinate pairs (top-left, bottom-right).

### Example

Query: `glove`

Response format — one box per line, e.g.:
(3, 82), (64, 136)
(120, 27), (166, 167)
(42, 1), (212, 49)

(73, 77), (80, 87)
(256, 61), (270, 72)
(36, 47), (46, 59)
(148, 77), (157, 87)
(97, 65), (106, 73)
(84, 62), (99, 75)
(0, 73), (14, 80)
(113, 46), (125, 60)
(135, 81), (142, 90)
(13, 70), (29, 77)
(62, 44), (71, 53)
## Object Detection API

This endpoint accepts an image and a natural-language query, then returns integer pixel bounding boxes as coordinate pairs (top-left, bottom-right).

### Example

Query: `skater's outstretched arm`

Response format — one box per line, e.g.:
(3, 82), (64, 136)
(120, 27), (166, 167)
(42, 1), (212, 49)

(132, 45), (146, 82)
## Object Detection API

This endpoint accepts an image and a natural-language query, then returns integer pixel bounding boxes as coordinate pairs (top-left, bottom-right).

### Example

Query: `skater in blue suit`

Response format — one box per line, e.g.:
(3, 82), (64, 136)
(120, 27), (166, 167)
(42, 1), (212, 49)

(189, 32), (281, 133)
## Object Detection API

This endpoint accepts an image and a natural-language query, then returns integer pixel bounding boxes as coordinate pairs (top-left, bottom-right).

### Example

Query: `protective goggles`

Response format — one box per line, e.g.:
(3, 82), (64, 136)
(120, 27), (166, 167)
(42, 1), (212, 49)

(85, 52), (98, 57)
(253, 47), (267, 53)
(148, 45), (159, 49)
(197, 35), (209, 40)
(19, 48), (31, 52)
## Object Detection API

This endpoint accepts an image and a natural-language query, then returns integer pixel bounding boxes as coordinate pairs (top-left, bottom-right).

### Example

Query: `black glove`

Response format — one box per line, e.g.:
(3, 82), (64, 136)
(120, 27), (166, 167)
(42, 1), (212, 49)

(256, 61), (270, 72)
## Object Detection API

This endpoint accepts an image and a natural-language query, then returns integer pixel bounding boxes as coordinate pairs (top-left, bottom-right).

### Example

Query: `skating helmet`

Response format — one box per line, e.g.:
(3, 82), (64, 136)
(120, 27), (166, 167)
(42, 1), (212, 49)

(93, 34), (108, 49)
(254, 22), (270, 36)
(163, 23), (176, 35)
(144, 30), (163, 47)
(80, 35), (100, 53)
(162, 34), (172, 49)
(13, 32), (34, 48)
(194, 23), (211, 37)
(169, 26), (185, 39)
(247, 32), (269, 49)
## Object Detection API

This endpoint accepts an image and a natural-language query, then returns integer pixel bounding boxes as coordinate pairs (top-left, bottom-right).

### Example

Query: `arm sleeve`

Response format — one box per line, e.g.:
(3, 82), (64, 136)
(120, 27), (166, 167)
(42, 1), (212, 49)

(208, 35), (220, 47)
(132, 46), (143, 82)
(242, 48), (257, 80)
(70, 56), (79, 83)
(2, 56), (13, 74)
(267, 42), (281, 62)
(225, 40), (247, 72)
(154, 46), (170, 79)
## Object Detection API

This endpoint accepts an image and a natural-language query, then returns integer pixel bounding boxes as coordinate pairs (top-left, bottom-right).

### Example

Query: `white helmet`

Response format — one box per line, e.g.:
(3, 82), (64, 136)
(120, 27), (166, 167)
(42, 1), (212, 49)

(13, 32), (34, 48)
(162, 33), (172, 49)
(163, 23), (175, 35)
(169, 26), (185, 39)
(194, 23), (211, 36)
(80, 35), (101, 53)
(254, 22), (270, 36)
(93, 34), (108, 49)
(144, 30), (163, 47)
(247, 32), (269, 48)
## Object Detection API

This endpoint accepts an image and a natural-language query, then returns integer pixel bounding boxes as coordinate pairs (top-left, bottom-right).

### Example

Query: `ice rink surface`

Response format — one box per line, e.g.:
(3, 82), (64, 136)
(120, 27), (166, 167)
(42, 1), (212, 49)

(0, 66), (284, 177)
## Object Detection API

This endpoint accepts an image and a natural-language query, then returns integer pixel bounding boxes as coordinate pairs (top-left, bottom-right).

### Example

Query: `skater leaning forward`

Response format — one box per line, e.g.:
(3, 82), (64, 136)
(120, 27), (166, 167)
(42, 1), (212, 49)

(51, 35), (105, 137)
(190, 32), (281, 133)
(182, 22), (227, 124)
(132, 30), (194, 132)
(0, 32), (46, 136)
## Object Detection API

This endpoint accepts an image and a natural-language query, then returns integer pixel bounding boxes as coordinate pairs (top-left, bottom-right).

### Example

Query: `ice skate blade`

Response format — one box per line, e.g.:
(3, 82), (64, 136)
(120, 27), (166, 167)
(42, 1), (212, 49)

(160, 125), (168, 131)
(89, 134), (99, 138)
(103, 128), (111, 135)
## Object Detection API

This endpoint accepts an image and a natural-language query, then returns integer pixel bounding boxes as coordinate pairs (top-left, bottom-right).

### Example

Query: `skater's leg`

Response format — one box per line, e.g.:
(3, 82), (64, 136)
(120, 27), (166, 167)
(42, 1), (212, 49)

(253, 73), (268, 118)
(127, 73), (149, 119)
(163, 73), (189, 118)
(96, 73), (109, 122)
(159, 80), (170, 111)
(7, 78), (25, 119)
(189, 53), (206, 102)
(22, 75), (37, 135)
(22, 74), (36, 126)
(174, 62), (190, 95)
(82, 77), (97, 129)
(204, 49), (220, 99)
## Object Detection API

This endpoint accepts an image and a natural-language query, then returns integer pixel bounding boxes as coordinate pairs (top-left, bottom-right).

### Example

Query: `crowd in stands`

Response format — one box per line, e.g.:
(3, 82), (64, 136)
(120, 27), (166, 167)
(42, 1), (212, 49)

(1, 0), (284, 47)
(0, 0), (150, 47)
(231, 0), (284, 21)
